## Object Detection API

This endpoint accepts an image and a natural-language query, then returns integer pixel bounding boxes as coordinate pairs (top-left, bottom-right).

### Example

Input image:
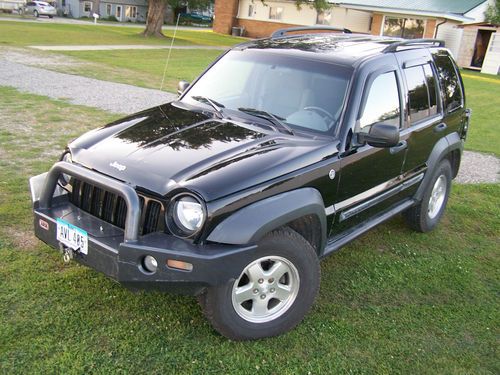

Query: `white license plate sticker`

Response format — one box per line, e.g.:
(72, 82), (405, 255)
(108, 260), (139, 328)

(56, 218), (88, 255)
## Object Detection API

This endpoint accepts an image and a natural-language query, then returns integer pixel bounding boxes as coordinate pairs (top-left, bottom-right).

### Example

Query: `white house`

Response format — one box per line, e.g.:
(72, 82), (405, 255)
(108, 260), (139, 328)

(214, 0), (495, 59)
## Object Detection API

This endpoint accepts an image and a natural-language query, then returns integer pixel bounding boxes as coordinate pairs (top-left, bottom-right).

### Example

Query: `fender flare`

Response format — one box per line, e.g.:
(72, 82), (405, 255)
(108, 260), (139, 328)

(206, 188), (327, 252)
(415, 132), (463, 201)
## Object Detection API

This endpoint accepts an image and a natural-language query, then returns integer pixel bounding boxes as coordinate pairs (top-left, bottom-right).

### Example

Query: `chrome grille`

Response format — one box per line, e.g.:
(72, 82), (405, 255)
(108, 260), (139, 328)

(70, 179), (164, 235)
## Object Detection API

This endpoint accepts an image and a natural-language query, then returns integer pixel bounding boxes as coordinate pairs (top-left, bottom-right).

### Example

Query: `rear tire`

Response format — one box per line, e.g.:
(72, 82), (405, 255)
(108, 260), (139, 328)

(199, 227), (320, 341)
(34, 10), (39, 17)
(405, 159), (452, 232)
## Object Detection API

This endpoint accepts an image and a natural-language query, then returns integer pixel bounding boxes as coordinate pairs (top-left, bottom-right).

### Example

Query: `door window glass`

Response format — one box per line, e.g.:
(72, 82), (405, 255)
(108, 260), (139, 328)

(405, 65), (430, 123)
(359, 71), (401, 130)
(423, 63), (438, 115)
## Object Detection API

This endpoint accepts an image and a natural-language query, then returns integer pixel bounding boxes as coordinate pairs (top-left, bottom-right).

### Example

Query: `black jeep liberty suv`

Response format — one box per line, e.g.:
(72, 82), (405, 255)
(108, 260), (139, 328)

(30, 27), (470, 340)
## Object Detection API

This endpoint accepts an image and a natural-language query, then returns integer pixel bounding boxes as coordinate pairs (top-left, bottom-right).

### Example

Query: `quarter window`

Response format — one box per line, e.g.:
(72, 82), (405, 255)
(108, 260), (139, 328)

(359, 71), (401, 130)
(432, 53), (463, 113)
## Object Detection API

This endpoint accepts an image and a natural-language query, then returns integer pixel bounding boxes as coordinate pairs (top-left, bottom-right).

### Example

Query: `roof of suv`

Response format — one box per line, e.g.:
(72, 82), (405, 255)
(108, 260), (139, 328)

(236, 34), (442, 67)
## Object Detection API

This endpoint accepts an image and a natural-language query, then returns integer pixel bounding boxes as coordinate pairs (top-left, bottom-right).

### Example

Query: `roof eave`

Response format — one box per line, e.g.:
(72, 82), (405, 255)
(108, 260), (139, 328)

(333, 4), (474, 22)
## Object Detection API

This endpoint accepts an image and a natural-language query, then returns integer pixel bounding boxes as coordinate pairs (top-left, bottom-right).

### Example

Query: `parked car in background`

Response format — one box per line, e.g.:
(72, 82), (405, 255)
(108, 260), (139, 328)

(24, 1), (56, 18)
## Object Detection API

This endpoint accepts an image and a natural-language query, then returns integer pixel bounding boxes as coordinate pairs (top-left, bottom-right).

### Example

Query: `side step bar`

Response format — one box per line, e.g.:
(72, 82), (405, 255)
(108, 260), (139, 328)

(322, 199), (415, 257)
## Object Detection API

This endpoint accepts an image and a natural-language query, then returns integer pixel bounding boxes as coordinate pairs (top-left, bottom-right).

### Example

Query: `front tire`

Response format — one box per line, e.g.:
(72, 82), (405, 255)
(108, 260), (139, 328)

(200, 227), (320, 340)
(405, 159), (452, 232)
(34, 10), (39, 17)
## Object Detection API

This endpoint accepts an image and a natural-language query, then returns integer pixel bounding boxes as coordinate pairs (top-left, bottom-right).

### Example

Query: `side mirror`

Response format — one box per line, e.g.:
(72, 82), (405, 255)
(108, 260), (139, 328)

(358, 123), (399, 148)
(177, 81), (190, 96)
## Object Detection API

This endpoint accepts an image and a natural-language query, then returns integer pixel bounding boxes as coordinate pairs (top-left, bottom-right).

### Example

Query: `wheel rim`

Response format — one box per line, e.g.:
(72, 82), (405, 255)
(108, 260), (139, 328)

(231, 256), (300, 323)
(428, 174), (447, 219)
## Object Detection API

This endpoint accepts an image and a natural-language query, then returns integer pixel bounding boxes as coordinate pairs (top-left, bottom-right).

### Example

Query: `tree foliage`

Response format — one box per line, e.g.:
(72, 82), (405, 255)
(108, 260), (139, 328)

(485, 0), (500, 24)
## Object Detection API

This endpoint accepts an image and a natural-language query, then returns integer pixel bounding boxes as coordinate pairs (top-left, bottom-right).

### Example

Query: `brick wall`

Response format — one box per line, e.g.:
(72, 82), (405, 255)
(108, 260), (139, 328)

(236, 19), (302, 38)
(370, 13), (383, 36)
(213, 0), (239, 35)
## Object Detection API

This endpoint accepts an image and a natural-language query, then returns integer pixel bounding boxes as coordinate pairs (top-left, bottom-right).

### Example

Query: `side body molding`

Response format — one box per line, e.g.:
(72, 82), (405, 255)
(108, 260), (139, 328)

(415, 132), (463, 201)
(207, 188), (327, 251)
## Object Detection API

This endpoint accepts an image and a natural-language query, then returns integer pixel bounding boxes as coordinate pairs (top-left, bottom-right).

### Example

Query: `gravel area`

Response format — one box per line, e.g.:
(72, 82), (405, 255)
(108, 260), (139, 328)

(455, 150), (499, 184)
(0, 50), (498, 184)
(0, 59), (175, 114)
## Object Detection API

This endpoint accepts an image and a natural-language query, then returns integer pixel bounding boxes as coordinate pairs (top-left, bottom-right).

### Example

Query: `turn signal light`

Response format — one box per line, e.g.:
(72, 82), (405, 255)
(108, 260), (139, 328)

(167, 259), (193, 272)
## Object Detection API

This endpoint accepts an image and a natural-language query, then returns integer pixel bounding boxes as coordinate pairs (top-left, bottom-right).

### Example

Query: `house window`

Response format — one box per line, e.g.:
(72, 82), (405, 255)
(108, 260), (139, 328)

(383, 17), (425, 39)
(106, 4), (111, 16)
(115, 5), (121, 18)
(83, 1), (92, 12)
(269, 6), (283, 20)
(248, 4), (254, 17)
(125, 5), (137, 18)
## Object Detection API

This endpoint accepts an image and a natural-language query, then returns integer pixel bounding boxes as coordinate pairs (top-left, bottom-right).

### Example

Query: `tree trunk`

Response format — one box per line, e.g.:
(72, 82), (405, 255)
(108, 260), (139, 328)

(142, 0), (167, 37)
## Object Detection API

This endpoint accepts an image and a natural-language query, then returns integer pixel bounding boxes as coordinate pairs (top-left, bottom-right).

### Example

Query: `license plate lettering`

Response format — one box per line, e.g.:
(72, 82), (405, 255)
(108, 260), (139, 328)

(56, 219), (88, 255)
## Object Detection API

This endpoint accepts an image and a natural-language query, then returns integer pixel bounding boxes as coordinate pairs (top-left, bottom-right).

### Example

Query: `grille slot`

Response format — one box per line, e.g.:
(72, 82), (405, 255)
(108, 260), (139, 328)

(69, 179), (164, 235)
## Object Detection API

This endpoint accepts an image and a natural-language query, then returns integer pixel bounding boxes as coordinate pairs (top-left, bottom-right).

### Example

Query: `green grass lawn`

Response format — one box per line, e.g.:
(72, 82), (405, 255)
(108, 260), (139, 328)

(0, 20), (245, 46)
(461, 71), (500, 156)
(59, 49), (223, 93)
(0, 86), (499, 373)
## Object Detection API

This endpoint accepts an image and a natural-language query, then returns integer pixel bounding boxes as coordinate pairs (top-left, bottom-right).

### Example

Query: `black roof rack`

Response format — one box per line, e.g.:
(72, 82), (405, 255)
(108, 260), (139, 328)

(383, 39), (445, 53)
(271, 26), (352, 39)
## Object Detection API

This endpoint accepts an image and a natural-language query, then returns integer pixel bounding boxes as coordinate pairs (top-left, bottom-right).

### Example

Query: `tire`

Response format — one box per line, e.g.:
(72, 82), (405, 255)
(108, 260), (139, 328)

(199, 227), (320, 341)
(404, 159), (452, 232)
(34, 10), (39, 17)
(49, 15), (53, 18)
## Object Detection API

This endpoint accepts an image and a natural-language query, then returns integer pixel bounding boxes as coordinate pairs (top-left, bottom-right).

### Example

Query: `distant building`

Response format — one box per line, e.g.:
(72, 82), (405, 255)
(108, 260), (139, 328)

(214, 0), (495, 59)
(53, 0), (148, 22)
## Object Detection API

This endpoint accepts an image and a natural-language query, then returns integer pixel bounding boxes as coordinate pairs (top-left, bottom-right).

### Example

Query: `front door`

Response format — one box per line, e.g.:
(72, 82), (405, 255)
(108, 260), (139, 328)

(331, 67), (407, 236)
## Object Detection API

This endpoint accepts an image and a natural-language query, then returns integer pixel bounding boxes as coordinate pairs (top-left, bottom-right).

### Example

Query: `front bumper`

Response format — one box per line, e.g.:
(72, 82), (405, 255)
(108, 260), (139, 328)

(30, 162), (257, 295)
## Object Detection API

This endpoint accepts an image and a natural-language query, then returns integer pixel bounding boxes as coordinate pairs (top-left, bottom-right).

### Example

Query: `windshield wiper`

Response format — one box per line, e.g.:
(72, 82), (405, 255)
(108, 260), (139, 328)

(191, 96), (225, 119)
(237, 107), (295, 136)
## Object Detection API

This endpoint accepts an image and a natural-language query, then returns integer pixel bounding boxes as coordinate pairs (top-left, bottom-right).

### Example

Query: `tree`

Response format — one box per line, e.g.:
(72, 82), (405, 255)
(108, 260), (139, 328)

(293, 0), (330, 12)
(142, 0), (213, 38)
(485, 0), (500, 24)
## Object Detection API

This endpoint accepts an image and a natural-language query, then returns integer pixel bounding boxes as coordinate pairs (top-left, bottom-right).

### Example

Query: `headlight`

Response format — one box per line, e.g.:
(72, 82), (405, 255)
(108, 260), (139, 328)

(59, 152), (72, 186)
(166, 194), (206, 237)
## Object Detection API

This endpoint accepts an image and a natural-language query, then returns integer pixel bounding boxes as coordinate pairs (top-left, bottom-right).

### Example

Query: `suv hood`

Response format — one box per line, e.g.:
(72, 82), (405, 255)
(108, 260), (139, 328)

(70, 102), (338, 201)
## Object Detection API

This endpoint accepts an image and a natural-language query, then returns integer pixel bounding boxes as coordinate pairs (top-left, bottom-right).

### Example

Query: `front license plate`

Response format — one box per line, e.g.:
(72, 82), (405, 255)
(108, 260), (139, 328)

(56, 218), (88, 255)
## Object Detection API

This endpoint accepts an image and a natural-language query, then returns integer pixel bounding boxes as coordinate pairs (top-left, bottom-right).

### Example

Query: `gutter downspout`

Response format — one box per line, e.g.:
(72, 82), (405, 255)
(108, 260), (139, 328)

(434, 18), (447, 38)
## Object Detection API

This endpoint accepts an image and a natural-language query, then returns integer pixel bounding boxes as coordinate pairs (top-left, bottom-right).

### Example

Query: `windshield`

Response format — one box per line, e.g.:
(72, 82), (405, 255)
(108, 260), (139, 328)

(182, 49), (351, 135)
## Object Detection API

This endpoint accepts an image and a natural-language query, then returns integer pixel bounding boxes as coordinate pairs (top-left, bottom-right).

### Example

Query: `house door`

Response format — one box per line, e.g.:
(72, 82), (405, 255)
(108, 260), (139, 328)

(115, 5), (122, 21)
(471, 29), (495, 68)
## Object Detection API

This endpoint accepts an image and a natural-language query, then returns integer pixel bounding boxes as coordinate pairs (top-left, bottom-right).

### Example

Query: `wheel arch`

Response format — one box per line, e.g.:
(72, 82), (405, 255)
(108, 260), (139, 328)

(206, 188), (327, 254)
(415, 132), (463, 201)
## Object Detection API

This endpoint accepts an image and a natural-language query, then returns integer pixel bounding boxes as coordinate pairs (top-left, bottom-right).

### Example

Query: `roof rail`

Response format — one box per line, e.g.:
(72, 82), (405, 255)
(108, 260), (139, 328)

(271, 26), (352, 38)
(383, 39), (445, 53)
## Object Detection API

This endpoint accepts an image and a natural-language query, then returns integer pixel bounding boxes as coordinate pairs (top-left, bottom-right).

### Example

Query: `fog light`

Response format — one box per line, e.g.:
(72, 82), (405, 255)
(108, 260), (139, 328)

(167, 259), (193, 272)
(142, 255), (158, 273)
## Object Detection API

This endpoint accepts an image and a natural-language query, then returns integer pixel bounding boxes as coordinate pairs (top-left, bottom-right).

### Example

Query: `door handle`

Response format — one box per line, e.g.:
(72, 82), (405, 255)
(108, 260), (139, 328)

(434, 123), (447, 133)
(390, 140), (407, 155)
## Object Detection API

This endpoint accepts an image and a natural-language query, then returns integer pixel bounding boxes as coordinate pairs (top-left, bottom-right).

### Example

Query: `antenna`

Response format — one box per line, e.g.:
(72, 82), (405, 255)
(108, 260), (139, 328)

(160, 13), (181, 91)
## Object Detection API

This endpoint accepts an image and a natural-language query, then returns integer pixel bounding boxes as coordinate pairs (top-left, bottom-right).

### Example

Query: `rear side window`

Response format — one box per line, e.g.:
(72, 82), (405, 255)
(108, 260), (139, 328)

(404, 63), (438, 124)
(432, 53), (463, 113)
(359, 71), (401, 130)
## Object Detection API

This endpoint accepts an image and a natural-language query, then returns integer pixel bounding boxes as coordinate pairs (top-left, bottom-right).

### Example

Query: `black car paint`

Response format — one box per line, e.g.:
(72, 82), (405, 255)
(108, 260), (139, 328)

(31, 34), (467, 292)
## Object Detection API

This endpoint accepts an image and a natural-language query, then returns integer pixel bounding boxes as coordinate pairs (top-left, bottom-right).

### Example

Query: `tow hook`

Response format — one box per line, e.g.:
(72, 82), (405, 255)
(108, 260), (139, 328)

(59, 244), (77, 264)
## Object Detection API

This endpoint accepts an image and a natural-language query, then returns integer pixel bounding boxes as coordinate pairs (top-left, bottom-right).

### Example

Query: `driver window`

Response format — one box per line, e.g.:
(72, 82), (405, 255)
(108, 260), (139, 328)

(358, 71), (401, 131)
